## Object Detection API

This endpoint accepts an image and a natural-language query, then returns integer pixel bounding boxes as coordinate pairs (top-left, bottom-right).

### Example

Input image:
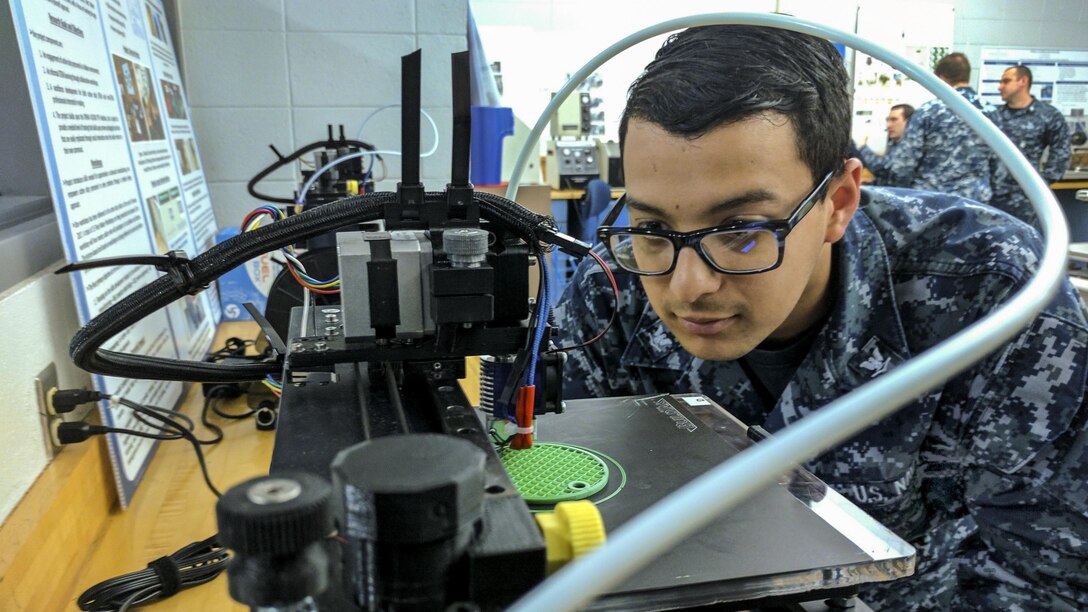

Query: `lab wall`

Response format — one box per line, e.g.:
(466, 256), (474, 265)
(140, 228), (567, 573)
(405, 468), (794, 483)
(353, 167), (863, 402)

(173, 0), (469, 228)
(0, 268), (91, 523)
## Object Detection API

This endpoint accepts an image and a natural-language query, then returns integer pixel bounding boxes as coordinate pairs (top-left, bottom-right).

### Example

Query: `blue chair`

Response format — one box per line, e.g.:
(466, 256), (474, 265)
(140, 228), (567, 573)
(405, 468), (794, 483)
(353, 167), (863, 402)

(551, 179), (628, 301)
(569, 179), (615, 245)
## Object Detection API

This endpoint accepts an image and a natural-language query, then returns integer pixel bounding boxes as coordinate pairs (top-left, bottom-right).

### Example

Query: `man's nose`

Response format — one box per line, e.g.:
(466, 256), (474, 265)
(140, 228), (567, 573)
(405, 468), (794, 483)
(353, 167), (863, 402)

(669, 246), (723, 303)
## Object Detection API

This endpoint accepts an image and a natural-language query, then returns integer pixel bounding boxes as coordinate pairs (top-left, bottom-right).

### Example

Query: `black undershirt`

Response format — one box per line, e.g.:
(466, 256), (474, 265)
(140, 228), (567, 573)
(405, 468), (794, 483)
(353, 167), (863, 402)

(739, 322), (823, 413)
(738, 253), (840, 414)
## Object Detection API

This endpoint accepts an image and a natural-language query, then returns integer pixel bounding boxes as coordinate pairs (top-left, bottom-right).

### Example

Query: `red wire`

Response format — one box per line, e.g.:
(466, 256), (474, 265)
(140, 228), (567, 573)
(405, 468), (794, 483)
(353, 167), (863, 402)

(241, 209), (276, 230)
(510, 385), (536, 450)
(549, 250), (618, 353)
(244, 209), (340, 295)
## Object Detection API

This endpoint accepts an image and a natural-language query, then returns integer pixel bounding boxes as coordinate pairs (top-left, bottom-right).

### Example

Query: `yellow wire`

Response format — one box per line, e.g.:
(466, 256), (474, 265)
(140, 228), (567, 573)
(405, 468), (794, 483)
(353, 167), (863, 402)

(246, 208), (339, 289)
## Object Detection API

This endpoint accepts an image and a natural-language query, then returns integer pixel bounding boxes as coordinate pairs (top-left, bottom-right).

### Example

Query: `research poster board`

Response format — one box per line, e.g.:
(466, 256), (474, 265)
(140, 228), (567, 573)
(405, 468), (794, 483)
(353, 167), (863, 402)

(9, 0), (218, 508)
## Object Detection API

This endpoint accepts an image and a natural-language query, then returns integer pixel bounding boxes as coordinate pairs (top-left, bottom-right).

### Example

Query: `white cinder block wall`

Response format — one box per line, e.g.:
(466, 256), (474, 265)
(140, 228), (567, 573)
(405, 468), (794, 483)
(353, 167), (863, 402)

(176, 0), (469, 228)
(0, 270), (91, 523)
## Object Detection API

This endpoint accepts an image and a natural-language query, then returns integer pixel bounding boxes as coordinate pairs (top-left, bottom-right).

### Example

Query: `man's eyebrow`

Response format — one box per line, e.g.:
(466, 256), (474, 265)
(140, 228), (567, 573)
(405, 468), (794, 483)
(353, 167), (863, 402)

(626, 189), (780, 217)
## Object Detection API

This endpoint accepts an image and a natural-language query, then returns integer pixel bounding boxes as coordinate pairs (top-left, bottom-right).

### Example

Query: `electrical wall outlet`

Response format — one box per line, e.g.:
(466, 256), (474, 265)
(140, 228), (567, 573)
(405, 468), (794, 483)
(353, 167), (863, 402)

(35, 362), (61, 458)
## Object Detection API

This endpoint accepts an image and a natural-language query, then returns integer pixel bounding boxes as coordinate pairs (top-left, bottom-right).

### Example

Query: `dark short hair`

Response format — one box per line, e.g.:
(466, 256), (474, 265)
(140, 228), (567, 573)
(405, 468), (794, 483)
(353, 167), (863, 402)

(1007, 65), (1033, 88)
(891, 103), (915, 122)
(618, 25), (850, 183)
(934, 52), (971, 84)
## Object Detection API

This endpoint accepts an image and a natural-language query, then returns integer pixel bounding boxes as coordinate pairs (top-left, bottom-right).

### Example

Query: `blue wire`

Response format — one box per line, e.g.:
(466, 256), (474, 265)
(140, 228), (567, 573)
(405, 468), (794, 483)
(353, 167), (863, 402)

(249, 205), (282, 221)
(526, 254), (551, 387)
(362, 154), (376, 184)
(246, 205), (341, 286)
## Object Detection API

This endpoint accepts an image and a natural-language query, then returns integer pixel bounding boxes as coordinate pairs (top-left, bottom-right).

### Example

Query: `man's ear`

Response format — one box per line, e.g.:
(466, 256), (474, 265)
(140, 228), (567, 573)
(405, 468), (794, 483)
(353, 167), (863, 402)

(823, 158), (862, 244)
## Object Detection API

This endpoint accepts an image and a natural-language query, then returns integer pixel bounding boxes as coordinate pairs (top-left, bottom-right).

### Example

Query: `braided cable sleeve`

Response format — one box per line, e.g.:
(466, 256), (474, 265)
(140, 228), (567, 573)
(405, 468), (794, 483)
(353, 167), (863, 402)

(70, 193), (390, 381)
(68, 190), (556, 382)
(474, 191), (559, 238)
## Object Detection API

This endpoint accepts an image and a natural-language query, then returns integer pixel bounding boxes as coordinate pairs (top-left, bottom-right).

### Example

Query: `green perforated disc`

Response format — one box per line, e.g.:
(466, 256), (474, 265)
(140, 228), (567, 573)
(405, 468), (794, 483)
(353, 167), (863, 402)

(498, 443), (609, 503)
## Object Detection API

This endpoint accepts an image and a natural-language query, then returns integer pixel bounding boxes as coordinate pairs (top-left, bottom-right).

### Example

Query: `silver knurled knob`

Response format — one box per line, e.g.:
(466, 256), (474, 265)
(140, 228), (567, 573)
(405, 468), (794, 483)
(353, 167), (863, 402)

(443, 228), (489, 267)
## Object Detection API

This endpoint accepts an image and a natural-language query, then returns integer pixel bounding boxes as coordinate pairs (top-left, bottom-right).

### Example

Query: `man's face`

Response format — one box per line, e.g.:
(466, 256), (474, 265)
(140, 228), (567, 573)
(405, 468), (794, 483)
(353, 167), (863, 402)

(999, 68), (1027, 102)
(886, 109), (907, 142)
(621, 116), (859, 361)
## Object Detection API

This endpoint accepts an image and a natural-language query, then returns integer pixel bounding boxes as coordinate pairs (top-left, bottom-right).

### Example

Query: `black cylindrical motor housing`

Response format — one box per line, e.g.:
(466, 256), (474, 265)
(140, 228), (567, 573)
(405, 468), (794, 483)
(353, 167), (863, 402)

(331, 434), (486, 610)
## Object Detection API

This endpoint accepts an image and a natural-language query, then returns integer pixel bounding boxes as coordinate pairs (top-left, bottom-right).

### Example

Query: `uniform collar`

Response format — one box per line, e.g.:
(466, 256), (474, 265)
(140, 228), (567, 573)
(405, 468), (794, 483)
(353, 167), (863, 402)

(620, 190), (912, 426)
(1004, 97), (1037, 113)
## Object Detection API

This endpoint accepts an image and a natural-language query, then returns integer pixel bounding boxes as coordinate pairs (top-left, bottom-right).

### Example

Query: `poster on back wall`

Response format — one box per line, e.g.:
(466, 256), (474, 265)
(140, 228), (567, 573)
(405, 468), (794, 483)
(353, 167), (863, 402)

(9, 0), (218, 508)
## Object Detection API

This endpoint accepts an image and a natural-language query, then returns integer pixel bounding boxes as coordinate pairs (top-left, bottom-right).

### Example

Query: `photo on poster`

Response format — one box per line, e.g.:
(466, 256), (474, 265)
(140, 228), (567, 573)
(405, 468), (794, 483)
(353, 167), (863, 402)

(113, 55), (165, 142)
(145, 186), (186, 252)
(186, 138), (201, 172)
(174, 137), (201, 174)
(125, 0), (147, 40)
(145, 3), (167, 42)
(175, 138), (191, 173)
(160, 80), (187, 120)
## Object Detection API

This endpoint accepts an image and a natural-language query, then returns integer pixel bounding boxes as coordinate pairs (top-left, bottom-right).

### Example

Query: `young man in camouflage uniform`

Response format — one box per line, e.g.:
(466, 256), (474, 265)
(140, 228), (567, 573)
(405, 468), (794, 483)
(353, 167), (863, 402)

(886, 52), (998, 203)
(555, 25), (1088, 610)
(858, 103), (913, 185)
(993, 65), (1072, 227)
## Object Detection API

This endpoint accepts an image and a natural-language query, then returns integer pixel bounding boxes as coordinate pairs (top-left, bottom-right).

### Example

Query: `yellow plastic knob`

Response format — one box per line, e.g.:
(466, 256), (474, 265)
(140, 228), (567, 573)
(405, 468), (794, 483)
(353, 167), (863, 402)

(534, 500), (606, 574)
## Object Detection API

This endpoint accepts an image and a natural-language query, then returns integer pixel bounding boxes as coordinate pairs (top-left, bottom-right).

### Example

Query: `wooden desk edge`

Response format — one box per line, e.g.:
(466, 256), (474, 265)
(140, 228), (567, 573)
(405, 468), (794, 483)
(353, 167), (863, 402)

(1053, 181), (1088, 190)
(551, 188), (625, 200)
(0, 430), (114, 610)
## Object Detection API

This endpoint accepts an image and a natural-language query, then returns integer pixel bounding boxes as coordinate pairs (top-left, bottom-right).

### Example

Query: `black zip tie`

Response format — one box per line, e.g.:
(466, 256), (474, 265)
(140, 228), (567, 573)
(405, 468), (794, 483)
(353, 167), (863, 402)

(56, 250), (207, 296)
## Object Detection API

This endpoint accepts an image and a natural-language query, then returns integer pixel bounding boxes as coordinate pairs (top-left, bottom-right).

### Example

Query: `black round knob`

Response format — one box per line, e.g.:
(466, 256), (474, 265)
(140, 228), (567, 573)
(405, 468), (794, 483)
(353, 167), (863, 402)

(216, 472), (331, 557)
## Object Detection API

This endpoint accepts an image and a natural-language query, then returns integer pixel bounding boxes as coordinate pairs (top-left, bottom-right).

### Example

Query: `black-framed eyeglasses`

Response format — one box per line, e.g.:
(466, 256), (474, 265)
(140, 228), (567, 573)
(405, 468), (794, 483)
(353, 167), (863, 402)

(597, 171), (835, 276)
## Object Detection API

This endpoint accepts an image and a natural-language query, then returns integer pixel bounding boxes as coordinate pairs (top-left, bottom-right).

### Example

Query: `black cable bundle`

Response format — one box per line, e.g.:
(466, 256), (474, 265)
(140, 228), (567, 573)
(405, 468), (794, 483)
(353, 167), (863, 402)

(76, 534), (229, 611)
(67, 189), (568, 383)
(69, 192), (389, 382)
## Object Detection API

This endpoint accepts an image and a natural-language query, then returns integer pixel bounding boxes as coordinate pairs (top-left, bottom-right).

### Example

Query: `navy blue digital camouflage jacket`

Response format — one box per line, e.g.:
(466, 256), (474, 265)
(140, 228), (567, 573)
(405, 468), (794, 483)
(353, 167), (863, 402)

(859, 138), (900, 185)
(887, 87), (999, 203)
(991, 99), (1072, 227)
(555, 187), (1088, 610)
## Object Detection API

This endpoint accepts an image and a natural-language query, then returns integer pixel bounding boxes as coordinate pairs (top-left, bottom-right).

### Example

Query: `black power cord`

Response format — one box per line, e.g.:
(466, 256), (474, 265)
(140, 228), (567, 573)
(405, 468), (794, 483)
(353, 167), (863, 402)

(55, 396), (224, 498)
(59, 336), (273, 610)
(75, 534), (229, 612)
(56, 392), (239, 610)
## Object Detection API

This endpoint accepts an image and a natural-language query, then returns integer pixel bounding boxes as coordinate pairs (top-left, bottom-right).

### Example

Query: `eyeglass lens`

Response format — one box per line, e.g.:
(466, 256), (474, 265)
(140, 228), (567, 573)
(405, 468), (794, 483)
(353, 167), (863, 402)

(607, 229), (779, 274)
